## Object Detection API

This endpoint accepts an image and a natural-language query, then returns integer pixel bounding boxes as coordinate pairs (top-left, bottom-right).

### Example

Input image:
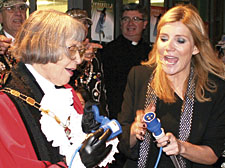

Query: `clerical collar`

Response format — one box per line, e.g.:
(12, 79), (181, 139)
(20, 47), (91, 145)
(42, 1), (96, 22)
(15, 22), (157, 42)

(131, 41), (138, 46)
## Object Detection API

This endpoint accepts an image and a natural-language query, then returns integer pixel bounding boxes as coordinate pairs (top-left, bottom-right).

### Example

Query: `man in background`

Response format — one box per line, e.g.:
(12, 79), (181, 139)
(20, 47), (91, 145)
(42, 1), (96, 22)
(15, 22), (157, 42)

(99, 3), (152, 168)
(100, 3), (151, 120)
(0, 0), (28, 74)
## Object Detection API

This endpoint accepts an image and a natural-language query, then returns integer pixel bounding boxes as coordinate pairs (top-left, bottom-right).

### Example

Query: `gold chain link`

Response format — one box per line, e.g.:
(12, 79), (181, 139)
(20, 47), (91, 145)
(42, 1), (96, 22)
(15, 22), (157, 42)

(1, 87), (71, 138)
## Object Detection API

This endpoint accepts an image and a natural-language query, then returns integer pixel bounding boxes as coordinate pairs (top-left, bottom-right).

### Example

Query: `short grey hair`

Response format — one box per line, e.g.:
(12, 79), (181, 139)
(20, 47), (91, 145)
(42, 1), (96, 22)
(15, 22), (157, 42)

(12, 9), (86, 64)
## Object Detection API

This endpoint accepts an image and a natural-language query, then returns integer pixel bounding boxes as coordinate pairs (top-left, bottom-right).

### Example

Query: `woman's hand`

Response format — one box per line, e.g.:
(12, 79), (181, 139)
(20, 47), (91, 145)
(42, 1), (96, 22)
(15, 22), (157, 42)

(156, 132), (181, 155)
(80, 128), (112, 168)
(156, 132), (218, 165)
(130, 105), (155, 147)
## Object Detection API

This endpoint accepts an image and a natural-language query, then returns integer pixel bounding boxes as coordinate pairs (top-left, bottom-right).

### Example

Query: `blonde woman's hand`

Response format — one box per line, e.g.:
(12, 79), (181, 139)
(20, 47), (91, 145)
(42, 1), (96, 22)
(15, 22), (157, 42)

(156, 132), (181, 156)
(130, 105), (156, 147)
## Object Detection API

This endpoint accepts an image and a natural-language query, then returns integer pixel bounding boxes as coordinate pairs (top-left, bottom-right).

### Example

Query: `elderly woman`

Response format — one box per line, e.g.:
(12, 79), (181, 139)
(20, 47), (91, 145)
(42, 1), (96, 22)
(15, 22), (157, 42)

(118, 4), (225, 168)
(0, 9), (112, 168)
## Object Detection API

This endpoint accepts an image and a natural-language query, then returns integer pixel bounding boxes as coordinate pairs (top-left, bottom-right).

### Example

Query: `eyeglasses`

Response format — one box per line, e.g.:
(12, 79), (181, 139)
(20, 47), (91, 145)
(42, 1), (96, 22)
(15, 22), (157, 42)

(121, 16), (145, 23)
(67, 45), (86, 59)
(81, 20), (92, 28)
(3, 4), (28, 13)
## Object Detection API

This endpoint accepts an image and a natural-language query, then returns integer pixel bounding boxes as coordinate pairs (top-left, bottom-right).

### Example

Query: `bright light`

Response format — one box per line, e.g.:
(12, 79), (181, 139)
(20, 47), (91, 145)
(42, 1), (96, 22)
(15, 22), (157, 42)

(37, 1), (54, 5)
(152, 0), (164, 2)
(135, 0), (164, 3)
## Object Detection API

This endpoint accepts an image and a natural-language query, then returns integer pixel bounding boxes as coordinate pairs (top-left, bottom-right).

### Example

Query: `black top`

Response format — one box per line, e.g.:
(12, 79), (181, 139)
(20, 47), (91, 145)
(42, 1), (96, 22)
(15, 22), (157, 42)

(100, 35), (151, 119)
(118, 65), (225, 168)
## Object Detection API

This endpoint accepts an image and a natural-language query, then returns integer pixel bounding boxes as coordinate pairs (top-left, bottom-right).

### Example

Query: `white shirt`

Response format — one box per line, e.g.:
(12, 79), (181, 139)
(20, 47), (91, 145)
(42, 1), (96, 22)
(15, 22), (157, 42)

(3, 30), (15, 42)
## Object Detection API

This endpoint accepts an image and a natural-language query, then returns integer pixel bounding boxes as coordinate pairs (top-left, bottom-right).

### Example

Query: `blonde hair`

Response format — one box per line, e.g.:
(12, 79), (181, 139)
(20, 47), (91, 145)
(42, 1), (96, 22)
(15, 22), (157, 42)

(143, 4), (225, 103)
(12, 9), (86, 64)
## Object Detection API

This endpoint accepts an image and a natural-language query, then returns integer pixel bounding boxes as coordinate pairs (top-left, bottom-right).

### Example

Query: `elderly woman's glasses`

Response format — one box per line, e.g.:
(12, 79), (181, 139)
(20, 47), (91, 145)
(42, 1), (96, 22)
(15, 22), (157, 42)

(121, 16), (144, 23)
(3, 4), (28, 13)
(68, 45), (86, 59)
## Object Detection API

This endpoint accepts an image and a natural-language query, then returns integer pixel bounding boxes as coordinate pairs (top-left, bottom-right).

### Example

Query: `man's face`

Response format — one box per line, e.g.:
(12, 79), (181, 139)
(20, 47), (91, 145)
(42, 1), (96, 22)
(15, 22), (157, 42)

(120, 10), (147, 42)
(0, 4), (27, 37)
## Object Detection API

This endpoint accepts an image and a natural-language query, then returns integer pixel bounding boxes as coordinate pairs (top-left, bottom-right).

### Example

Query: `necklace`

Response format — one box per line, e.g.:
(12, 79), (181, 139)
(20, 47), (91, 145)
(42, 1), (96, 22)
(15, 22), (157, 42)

(79, 61), (94, 86)
(85, 62), (93, 84)
(1, 87), (72, 139)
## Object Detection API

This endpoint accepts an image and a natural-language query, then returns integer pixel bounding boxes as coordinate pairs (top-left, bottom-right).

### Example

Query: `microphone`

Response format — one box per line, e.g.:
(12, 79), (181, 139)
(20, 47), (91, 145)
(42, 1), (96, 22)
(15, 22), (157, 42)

(143, 112), (181, 168)
(69, 104), (122, 168)
(91, 105), (122, 140)
(143, 112), (165, 139)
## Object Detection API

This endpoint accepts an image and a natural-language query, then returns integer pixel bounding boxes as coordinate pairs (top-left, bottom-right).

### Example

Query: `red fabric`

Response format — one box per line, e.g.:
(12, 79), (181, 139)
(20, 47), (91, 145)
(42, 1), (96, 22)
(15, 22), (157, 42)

(64, 84), (84, 114)
(0, 92), (67, 168)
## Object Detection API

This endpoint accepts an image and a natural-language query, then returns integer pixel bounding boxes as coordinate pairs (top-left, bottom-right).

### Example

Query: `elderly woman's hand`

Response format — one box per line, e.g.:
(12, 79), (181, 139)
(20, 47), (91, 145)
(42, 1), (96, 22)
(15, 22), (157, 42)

(0, 35), (12, 55)
(79, 128), (112, 168)
(82, 38), (102, 61)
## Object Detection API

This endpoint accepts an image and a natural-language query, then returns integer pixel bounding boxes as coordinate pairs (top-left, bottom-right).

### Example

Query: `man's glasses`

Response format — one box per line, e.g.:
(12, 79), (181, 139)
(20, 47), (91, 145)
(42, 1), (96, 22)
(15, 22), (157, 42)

(3, 4), (28, 13)
(121, 16), (145, 23)
(67, 45), (86, 59)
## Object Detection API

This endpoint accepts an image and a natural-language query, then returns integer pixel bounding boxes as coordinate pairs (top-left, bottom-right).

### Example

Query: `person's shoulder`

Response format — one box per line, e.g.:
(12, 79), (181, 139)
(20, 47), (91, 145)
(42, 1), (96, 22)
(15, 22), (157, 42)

(103, 35), (124, 47)
(140, 39), (150, 45)
(139, 39), (152, 49)
(208, 73), (225, 85)
(127, 65), (153, 86)
(130, 65), (153, 77)
(208, 73), (225, 93)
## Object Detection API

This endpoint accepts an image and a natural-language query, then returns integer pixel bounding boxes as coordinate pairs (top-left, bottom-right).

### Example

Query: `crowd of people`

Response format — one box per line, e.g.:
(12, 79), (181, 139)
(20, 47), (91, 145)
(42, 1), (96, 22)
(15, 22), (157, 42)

(0, 0), (224, 168)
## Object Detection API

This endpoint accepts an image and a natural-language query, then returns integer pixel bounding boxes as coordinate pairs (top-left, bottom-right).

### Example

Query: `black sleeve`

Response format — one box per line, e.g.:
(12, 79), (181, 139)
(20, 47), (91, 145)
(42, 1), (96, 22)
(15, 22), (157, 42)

(201, 77), (225, 157)
(117, 67), (140, 160)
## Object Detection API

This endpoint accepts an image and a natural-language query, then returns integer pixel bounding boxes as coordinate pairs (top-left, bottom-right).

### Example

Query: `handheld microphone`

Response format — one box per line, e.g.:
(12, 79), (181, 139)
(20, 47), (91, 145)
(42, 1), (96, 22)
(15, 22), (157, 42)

(143, 112), (181, 168)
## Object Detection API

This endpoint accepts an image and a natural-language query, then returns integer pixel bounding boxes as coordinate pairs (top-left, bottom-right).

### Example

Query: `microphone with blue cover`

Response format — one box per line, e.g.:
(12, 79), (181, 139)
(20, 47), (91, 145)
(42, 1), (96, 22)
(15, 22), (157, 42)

(143, 112), (181, 168)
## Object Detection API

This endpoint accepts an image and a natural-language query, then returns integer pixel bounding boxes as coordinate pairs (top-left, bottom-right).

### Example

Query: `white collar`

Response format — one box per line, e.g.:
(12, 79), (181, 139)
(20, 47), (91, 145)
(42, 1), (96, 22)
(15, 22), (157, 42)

(3, 30), (15, 42)
(131, 41), (138, 45)
(25, 64), (56, 94)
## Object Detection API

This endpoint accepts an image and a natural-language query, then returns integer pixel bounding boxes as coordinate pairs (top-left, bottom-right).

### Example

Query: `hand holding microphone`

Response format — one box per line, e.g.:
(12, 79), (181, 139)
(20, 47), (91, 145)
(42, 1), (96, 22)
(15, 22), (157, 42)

(79, 128), (113, 168)
(78, 101), (122, 167)
(82, 101), (122, 140)
(143, 110), (181, 168)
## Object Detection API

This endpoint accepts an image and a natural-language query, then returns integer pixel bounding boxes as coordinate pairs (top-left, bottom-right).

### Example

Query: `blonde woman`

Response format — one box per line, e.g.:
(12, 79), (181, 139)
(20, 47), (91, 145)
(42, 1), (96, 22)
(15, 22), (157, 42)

(118, 4), (225, 168)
